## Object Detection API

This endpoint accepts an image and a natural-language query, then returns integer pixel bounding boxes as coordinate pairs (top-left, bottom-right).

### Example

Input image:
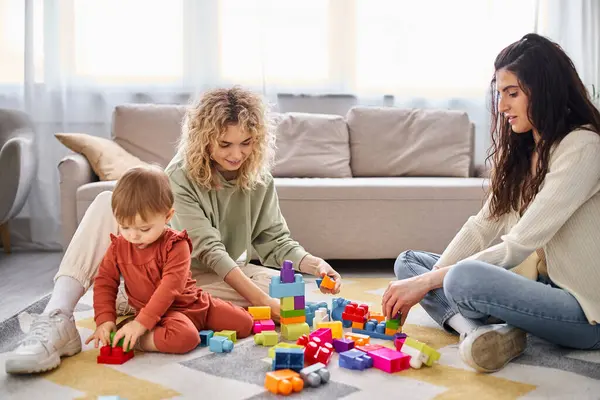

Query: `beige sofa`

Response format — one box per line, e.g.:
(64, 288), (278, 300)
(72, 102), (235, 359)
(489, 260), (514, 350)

(57, 104), (489, 260)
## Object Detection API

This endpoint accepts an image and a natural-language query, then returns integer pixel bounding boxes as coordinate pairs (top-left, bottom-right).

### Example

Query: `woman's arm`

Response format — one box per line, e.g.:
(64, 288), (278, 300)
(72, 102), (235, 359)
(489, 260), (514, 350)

(223, 267), (271, 305)
(93, 238), (121, 327)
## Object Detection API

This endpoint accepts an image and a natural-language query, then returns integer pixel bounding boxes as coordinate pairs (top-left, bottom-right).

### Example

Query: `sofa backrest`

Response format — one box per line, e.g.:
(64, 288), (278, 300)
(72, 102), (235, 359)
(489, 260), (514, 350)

(110, 103), (476, 177)
(112, 104), (186, 167)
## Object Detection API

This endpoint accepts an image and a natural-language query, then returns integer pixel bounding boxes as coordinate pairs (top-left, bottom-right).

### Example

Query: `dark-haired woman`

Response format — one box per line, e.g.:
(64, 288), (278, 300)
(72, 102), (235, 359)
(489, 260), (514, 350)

(383, 33), (600, 373)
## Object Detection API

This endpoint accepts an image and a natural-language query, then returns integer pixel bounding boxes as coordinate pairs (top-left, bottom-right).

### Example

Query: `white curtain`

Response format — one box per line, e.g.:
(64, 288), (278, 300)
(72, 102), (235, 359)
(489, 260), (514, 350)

(1, 0), (594, 250)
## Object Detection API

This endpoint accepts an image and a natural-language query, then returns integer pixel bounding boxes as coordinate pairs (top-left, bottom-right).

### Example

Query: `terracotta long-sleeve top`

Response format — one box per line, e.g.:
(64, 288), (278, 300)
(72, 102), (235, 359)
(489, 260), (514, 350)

(93, 228), (202, 331)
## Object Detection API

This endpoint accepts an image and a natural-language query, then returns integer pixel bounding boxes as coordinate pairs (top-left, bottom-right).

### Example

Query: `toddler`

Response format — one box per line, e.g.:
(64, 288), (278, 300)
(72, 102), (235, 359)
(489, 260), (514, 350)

(86, 165), (254, 353)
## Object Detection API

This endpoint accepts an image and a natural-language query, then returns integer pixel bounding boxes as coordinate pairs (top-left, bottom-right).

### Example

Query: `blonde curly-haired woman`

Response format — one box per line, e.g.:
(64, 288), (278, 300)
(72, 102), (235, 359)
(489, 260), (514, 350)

(6, 86), (343, 375)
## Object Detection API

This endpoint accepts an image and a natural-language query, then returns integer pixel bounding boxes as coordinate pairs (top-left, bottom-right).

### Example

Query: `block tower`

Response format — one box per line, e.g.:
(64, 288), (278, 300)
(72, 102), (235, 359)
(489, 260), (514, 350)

(269, 260), (310, 341)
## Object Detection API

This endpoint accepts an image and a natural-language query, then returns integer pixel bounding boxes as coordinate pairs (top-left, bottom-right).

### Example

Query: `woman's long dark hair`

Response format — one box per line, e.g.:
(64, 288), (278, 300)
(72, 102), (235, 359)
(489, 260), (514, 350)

(487, 33), (600, 219)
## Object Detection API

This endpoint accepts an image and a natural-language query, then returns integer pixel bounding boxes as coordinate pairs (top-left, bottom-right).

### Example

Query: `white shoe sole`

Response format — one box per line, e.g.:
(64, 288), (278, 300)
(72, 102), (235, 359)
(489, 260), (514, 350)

(459, 325), (526, 373)
(5, 336), (82, 374)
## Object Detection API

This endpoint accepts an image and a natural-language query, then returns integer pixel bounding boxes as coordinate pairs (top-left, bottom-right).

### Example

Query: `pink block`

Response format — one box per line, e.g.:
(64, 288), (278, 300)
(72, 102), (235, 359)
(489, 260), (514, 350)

(260, 319), (275, 331)
(309, 328), (333, 344)
(367, 347), (411, 373)
(394, 337), (406, 351)
(294, 296), (305, 310)
(253, 322), (262, 334)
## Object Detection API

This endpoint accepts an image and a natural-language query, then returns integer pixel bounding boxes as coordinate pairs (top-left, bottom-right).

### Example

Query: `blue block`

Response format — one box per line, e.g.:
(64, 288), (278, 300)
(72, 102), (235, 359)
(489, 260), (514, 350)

(316, 278), (322, 288)
(339, 349), (373, 370)
(209, 336), (233, 353)
(305, 301), (329, 326)
(351, 327), (394, 341)
(331, 297), (352, 328)
(199, 330), (214, 347)
(269, 274), (305, 298)
(273, 347), (304, 371)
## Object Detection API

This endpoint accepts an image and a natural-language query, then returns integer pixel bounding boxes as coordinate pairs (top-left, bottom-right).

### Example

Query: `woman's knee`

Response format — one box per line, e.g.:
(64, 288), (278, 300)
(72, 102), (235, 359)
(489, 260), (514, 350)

(394, 250), (422, 280)
(443, 261), (485, 301)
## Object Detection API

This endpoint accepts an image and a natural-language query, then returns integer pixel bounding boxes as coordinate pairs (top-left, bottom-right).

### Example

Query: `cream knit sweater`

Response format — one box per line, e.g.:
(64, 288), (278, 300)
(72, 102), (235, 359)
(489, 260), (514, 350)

(437, 128), (600, 324)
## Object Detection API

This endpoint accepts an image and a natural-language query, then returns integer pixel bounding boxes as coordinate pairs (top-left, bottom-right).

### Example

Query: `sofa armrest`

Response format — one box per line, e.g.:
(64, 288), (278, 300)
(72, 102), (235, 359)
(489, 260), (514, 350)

(473, 163), (491, 178)
(58, 153), (97, 249)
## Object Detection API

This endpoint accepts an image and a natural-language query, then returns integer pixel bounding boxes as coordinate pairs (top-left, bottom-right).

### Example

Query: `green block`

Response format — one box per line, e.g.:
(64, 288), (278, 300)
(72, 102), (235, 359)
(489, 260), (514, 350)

(281, 322), (310, 341)
(386, 319), (400, 330)
(280, 297), (295, 311)
(281, 309), (306, 318)
(214, 330), (237, 342)
(109, 331), (131, 352)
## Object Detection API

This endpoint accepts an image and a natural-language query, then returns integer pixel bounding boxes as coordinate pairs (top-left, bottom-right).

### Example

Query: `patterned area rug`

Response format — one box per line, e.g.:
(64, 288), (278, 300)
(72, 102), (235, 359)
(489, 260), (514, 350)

(2, 276), (600, 399)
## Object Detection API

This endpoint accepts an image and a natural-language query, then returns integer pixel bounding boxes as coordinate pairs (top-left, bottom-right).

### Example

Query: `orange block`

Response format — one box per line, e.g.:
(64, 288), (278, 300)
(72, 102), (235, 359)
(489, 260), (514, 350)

(344, 332), (370, 346)
(281, 315), (306, 325)
(352, 321), (365, 330)
(320, 275), (336, 290)
(369, 312), (385, 323)
(385, 327), (400, 336)
(265, 369), (304, 395)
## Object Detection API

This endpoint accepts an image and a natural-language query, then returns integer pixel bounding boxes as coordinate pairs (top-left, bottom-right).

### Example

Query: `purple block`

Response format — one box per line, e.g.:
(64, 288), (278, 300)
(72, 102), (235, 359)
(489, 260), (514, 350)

(333, 338), (355, 353)
(280, 260), (295, 283)
(294, 295), (305, 310)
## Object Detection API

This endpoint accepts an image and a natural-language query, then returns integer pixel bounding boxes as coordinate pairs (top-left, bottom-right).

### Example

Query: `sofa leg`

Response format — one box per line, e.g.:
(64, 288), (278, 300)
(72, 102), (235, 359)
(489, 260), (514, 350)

(0, 222), (10, 254)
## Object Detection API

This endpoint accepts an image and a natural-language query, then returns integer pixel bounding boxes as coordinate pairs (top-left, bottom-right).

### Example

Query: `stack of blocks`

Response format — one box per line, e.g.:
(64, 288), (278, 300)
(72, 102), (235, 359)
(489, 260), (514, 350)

(269, 260), (310, 341)
(343, 302), (402, 340)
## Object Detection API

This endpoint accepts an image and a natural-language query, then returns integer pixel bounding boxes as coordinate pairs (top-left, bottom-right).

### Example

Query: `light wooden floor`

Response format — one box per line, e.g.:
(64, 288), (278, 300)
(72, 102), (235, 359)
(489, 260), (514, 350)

(0, 251), (63, 322)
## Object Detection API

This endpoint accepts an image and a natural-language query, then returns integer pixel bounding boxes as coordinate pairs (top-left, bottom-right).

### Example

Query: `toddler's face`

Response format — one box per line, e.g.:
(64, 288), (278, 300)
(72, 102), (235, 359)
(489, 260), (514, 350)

(118, 211), (173, 249)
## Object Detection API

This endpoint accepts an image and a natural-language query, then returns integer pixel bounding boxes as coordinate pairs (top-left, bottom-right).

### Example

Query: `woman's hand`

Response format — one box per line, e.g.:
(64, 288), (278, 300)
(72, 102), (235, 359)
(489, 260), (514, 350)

(112, 320), (147, 351)
(300, 255), (342, 294)
(85, 321), (116, 348)
(381, 276), (431, 324)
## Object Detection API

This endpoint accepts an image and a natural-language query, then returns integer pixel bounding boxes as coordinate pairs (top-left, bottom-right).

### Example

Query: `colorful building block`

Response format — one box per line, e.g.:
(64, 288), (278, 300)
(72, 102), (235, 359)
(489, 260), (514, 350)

(315, 278), (322, 288)
(367, 347), (411, 373)
(319, 275), (336, 290)
(254, 319), (276, 333)
(332, 338), (354, 353)
(264, 369), (304, 396)
(209, 336), (233, 353)
(355, 343), (384, 353)
(97, 345), (134, 365)
(269, 342), (304, 358)
(369, 311), (385, 323)
(281, 296), (295, 311)
(269, 275), (305, 298)
(312, 308), (329, 329)
(331, 298), (352, 328)
(304, 339), (334, 365)
(281, 309), (305, 318)
(402, 337), (440, 368)
(280, 260), (296, 283)
(281, 315), (306, 325)
(342, 303), (370, 324)
(300, 362), (330, 387)
(352, 319), (395, 340)
(214, 330), (237, 342)
(255, 331), (279, 347)
(273, 347), (305, 371)
(352, 321), (365, 330)
(385, 328), (399, 336)
(294, 296), (305, 310)
(248, 306), (271, 320)
(199, 330), (214, 346)
(310, 328), (333, 344)
(339, 349), (373, 370)
(344, 332), (370, 346)
(316, 321), (343, 339)
(281, 322), (310, 341)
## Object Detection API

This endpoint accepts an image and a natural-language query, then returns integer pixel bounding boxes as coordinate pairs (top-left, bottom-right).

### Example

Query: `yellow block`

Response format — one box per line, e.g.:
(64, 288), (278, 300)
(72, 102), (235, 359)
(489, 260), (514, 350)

(248, 306), (271, 320)
(281, 315), (306, 325)
(214, 330), (237, 342)
(268, 342), (304, 358)
(281, 322), (310, 341)
(316, 321), (343, 339)
(280, 297), (295, 311)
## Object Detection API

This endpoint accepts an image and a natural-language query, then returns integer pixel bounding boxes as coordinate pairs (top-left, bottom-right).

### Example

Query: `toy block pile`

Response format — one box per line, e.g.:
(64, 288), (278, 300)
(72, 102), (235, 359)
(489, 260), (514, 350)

(269, 260), (310, 341)
(342, 302), (402, 340)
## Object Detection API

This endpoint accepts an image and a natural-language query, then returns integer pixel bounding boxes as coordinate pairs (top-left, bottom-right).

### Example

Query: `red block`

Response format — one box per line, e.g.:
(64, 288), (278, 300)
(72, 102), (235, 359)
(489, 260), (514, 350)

(341, 303), (370, 323)
(314, 343), (334, 365)
(97, 345), (134, 365)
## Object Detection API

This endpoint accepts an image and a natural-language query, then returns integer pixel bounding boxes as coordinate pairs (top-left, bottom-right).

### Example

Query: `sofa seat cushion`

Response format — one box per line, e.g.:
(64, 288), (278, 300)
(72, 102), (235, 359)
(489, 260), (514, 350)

(76, 181), (117, 223)
(271, 112), (352, 178)
(347, 107), (473, 178)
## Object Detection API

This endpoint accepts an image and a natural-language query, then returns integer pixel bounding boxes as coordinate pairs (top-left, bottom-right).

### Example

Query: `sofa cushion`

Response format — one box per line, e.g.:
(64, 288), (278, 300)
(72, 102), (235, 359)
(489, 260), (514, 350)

(271, 112), (352, 178)
(55, 133), (148, 181)
(76, 181), (117, 223)
(347, 107), (473, 177)
(112, 104), (186, 167)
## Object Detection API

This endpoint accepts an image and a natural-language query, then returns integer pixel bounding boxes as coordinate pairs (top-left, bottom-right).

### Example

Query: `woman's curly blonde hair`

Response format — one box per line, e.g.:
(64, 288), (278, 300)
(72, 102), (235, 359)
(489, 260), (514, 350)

(177, 86), (276, 191)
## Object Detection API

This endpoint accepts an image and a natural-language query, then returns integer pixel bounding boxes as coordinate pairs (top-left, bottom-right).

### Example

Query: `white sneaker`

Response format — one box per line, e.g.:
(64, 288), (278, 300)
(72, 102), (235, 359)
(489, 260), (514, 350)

(116, 283), (136, 316)
(459, 324), (526, 373)
(5, 309), (82, 374)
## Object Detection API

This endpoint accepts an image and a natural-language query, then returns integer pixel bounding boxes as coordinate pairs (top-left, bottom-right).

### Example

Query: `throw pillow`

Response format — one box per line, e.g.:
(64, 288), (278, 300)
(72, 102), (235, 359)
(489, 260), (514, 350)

(55, 133), (149, 181)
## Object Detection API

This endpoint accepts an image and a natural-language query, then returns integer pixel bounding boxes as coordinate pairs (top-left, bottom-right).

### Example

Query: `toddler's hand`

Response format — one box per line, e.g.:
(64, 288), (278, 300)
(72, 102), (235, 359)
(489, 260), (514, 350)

(85, 321), (117, 348)
(113, 320), (147, 352)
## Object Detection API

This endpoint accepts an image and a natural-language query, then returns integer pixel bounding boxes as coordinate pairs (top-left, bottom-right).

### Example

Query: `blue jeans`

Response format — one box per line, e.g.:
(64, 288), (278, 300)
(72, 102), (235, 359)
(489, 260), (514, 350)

(394, 250), (600, 350)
